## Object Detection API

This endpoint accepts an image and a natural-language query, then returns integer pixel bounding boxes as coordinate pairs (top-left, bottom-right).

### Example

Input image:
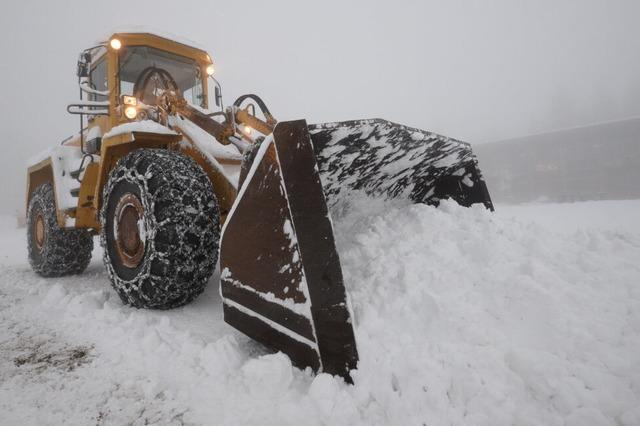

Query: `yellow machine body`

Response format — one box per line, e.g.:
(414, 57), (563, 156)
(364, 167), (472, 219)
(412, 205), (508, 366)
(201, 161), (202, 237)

(26, 32), (239, 231)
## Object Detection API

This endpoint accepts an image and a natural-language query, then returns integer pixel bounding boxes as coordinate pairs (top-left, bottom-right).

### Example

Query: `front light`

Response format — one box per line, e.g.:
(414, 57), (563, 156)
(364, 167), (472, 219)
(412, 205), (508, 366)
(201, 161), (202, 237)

(243, 125), (252, 135)
(110, 38), (122, 50)
(124, 106), (137, 119)
(206, 64), (215, 76)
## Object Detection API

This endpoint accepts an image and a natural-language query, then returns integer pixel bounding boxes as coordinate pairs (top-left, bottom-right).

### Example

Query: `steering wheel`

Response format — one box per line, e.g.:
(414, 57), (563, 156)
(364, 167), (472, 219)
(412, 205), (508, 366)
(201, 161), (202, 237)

(132, 67), (179, 105)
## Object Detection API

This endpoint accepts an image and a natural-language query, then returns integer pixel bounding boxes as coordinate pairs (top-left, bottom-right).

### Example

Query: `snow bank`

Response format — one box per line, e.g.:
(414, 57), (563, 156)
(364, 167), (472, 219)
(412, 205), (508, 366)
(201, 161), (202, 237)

(333, 197), (640, 424)
(497, 199), (640, 234)
(1, 199), (639, 425)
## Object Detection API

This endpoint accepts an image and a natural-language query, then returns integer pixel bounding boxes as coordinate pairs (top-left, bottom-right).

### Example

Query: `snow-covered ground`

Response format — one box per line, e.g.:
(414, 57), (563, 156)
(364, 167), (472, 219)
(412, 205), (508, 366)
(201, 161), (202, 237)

(1, 199), (639, 425)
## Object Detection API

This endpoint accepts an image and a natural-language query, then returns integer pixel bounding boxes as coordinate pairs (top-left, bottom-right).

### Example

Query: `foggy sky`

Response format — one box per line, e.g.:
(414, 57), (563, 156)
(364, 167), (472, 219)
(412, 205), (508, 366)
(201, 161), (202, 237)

(1, 0), (639, 214)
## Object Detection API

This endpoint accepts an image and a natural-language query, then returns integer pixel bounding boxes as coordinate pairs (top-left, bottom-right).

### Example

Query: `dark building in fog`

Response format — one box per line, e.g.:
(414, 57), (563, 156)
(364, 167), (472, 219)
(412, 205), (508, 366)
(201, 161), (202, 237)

(475, 117), (640, 204)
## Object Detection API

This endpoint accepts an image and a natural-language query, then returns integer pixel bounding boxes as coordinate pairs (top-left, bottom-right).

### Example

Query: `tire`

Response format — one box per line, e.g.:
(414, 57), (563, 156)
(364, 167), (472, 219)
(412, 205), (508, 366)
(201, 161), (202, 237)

(100, 149), (220, 309)
(27, 183), (93, 276)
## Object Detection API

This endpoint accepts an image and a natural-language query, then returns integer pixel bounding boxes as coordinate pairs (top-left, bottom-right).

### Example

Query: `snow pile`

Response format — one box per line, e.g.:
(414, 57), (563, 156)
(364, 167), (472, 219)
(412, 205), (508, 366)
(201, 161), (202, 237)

(1, 199), (639, 425)
(26, 146), (84, 224)
(335, 197), (640, 425)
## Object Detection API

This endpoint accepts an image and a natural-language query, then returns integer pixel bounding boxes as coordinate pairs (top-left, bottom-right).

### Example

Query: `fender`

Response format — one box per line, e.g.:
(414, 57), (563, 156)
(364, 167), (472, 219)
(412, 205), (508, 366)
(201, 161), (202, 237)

(87, 131), (182, 230)
(26, 158), (58, 223)
(83, 129), (238, 231)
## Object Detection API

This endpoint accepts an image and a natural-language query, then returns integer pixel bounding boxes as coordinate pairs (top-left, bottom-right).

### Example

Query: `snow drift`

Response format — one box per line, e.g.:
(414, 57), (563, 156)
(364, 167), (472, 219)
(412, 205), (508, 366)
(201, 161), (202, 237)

(1, 199), (639, 425)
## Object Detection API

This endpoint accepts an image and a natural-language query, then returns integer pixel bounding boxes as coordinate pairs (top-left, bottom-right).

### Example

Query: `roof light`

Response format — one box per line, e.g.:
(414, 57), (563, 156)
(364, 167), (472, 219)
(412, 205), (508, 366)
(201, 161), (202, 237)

(206, 64), (215, 76)
(110, 38), (122, 50)
(123, 95), (137, 106)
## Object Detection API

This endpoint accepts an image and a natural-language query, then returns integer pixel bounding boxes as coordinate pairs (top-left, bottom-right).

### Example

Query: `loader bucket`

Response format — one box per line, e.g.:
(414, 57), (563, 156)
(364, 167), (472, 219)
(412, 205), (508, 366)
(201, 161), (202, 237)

(220, 120), (358, 382)
(220, 118), (492, 383)
(308, 119), (494, 210)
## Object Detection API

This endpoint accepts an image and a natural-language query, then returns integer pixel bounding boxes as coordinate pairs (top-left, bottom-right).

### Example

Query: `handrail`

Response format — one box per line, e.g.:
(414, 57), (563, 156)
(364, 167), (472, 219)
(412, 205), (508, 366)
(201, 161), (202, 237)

(79, 82), (109, 97)
(67, 104), (109, 116)
(67, 100), (110, 116)
(69, 100), (110, 107)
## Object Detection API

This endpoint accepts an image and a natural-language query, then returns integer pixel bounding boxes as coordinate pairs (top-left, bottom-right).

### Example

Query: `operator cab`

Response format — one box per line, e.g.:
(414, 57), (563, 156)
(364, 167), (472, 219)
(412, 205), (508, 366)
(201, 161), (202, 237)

(68, 31), (270, 161)
(70, 32), (220, 136)
(118, 45), (206, 108)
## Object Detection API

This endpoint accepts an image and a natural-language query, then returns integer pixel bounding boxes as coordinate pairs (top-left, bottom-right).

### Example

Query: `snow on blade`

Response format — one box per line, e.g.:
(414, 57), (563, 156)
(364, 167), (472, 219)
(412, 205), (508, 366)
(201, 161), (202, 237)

(309, 119), (492, 210)
(221, 267), (311, 316)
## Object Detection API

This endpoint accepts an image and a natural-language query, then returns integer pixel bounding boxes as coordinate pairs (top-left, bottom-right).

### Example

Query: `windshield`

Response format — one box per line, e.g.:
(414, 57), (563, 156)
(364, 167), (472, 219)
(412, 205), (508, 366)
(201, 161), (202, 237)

(118, 46), (205, 107)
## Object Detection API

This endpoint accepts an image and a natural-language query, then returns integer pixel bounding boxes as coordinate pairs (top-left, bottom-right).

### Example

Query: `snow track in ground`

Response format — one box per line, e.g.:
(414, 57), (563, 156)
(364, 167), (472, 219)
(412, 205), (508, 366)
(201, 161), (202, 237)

(1, 201), (639, 425)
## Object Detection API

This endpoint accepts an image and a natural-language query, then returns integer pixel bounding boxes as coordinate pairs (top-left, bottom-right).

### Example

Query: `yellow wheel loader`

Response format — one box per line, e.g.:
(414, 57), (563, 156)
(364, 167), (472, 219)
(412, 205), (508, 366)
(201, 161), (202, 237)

(25, 32), (492, 381)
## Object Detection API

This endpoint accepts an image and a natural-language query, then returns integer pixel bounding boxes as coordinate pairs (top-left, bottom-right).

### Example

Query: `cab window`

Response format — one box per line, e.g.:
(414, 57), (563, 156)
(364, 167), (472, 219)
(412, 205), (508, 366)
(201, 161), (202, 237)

(118, 46), (205, 108)
(89, 59), (108, 102)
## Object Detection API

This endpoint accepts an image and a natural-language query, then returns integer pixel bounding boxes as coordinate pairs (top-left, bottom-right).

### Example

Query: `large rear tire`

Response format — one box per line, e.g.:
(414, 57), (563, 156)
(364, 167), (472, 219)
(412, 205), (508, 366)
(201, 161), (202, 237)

(27, 183), (93, 276)
(100, 149), (219, 309)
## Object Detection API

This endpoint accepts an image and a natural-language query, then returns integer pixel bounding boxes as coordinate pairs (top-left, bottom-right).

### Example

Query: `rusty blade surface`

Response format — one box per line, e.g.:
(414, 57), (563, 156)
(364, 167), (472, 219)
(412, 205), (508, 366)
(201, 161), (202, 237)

(220, 120), (358, 382)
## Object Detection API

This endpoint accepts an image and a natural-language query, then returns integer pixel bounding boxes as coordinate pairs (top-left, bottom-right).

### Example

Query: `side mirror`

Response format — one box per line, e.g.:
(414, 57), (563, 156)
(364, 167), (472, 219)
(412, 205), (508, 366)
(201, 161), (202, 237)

(76, 52), (91, 78)
(214, 85), (222, 107)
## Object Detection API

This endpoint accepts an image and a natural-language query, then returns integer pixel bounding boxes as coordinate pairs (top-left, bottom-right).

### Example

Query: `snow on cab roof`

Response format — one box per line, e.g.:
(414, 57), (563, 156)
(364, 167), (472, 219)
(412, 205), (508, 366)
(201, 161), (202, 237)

(98, 26), (209, 52)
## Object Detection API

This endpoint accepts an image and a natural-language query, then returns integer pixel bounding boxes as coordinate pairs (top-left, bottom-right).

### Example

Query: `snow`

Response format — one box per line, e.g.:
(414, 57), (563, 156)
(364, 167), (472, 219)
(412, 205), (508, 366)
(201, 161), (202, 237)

(85, 125), (102, 142)
(2, 199), (640, 425)
(27, 145), (85, 225)
(170, 115), (243, 162)
(170, 115), (243, 188)
(102, 120), (178, 140)
(26, 147), (55, 168)
(101, 26), (209, 52)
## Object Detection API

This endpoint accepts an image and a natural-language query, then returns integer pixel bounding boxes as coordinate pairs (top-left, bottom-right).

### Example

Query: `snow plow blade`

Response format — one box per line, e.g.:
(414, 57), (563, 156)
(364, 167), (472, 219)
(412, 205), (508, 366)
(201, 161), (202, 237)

(220, 120), (359, 382)
(309, 119), (494, 210)
(220, 118), (492, 382)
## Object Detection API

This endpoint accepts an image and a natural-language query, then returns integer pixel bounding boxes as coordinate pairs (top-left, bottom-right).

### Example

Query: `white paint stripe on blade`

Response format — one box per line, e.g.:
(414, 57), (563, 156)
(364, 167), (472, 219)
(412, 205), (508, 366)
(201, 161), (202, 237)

(223, 298), (319, 352)
(220, 136), (273, 239)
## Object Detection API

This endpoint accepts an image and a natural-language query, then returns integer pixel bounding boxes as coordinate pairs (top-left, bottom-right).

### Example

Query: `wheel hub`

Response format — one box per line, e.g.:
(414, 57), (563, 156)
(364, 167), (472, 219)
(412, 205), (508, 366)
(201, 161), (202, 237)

(114, 193), (145, 268)
(34, 213), (45, 251)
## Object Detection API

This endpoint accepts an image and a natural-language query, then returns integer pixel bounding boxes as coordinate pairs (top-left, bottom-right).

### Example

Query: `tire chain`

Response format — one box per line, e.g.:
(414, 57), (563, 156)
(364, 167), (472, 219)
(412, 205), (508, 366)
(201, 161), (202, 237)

(100, 149), (220, 309)
(27, 183), (93, 276)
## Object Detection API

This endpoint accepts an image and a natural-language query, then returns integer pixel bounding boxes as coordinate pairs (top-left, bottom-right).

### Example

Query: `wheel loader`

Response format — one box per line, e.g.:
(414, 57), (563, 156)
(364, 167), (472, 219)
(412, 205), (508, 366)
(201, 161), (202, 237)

(25, 32), (493, 382)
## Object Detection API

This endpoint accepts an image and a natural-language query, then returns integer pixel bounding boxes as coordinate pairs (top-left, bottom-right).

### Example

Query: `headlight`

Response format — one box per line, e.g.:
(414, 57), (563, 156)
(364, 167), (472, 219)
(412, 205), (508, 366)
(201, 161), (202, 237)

(242, 125), (252, 135)
(206, 64), (215, 76)
(124, 106), (137, 119)
(110, 38), (122, 50)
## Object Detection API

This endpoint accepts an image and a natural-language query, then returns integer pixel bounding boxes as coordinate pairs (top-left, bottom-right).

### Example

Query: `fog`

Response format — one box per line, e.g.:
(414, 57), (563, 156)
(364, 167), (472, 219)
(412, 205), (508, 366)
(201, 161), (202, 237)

(476, 117), (640, 203)
(1, 0), (639, 214)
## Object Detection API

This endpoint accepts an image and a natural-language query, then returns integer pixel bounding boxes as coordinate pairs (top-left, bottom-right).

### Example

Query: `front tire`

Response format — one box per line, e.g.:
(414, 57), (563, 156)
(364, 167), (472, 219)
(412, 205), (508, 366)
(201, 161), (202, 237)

(100, 149), (219, 309)
(27, 183), (93, 276)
